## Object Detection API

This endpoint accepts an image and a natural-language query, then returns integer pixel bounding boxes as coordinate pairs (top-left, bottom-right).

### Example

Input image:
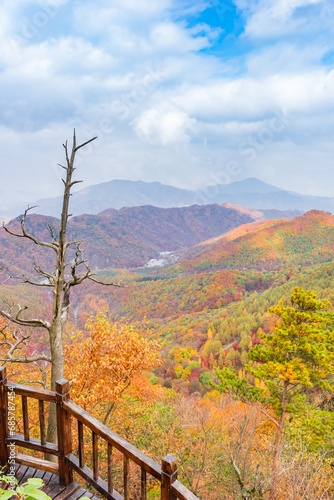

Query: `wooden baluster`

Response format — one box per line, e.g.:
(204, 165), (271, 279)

(78, 420), (84, 468)
(56, 379), (73, 486)
(123, 455), (130, 500)
(141, 468), (147, 500)
(22, 395), (29, 441)
(39, 400), (46, 445)
(92, 431), (98, 481)
(161, 455), (177, 500)
(0, 367), (9, 466)
(108, 443), (113, 494)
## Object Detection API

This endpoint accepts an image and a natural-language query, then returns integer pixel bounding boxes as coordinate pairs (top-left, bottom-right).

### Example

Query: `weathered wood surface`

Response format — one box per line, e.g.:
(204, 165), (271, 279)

(0, 370), (201, 500)
(15, 452), (59, 474)
(171, 481), (201, 500)
(5, 382), (56, 402)
(3, 463), (94, 500)
(64, 399), (162, 479)
(161, 455), (178, 500)
(7, 433), (59, 456)
(39, 399), (46, 445)
(56, 379), (73, 486)
(65, 453), (123, 500)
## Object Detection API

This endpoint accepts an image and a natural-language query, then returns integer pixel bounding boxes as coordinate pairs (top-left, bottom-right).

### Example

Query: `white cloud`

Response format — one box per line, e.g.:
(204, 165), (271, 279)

(150, 22), (220, 53)
(134, 105), (197, 145)
(0, 0), (334, 214)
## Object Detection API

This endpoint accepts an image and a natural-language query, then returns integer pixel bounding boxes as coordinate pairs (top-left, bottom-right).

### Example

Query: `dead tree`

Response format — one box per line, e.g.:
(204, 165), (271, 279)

(0, 131), (121, 443)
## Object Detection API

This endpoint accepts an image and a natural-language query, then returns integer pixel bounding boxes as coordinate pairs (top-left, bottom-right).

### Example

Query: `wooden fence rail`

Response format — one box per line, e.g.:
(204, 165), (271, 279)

(0, 367), (199, 500)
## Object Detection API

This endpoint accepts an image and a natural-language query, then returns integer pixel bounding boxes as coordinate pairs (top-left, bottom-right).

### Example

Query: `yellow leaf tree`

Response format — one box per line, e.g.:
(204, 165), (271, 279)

(64, 315), (161, 424)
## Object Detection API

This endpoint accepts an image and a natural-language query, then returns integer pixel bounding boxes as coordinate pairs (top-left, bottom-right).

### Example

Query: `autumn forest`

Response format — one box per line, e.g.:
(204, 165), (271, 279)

(1, 169), (334, 499)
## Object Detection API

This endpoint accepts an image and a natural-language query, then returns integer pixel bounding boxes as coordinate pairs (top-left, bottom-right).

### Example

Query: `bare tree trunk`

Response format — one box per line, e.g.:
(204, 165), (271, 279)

(0, 131), (121, 455)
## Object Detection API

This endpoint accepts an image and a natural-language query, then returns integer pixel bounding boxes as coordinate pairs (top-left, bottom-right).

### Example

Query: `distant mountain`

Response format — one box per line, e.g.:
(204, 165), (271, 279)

(30, 180), (195, 217)
(0, 203), (278, 271)
(199, 178), (334, 212)
(13, 178), (334, 218)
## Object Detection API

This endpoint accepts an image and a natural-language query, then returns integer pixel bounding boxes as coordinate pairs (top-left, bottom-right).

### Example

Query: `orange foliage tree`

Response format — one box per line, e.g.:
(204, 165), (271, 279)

(64, 315), (161, 424)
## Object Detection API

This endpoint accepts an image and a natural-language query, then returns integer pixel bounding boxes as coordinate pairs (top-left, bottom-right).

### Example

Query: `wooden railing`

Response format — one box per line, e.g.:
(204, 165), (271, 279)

(0, 367), (199, 500)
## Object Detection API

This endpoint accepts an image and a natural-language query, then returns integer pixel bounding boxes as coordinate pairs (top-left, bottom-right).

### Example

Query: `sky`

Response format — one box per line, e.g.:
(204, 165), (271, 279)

(1, 0), (334, 215)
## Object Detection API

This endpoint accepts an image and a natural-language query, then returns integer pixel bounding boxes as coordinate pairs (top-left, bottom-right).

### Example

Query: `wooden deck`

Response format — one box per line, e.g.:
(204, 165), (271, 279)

(0, 368), (199, 500)
(4, 463), (99, 500)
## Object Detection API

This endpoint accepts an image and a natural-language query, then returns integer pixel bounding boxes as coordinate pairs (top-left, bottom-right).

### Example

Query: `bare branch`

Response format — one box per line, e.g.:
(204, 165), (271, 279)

(34, 264), (56, 285)
(70, 180), (83, 187)
(21, 279), (53, 288)
(47, 222), (58, 244)
(253, 404), (279, 427)
(0, 354), (51, 363)
(74, 136), (97, 152)
(88, 275), (124, 287)
(3, 207), (58, 252)
(0, 328), (51, 364)
(0, 305), (51, 330)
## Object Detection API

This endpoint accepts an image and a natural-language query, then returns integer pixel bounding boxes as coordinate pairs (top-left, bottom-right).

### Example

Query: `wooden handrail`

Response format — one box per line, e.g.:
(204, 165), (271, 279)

(0, 367), (200, 500)
(63, 399), (162, 479)
(5, 383), (57, 402)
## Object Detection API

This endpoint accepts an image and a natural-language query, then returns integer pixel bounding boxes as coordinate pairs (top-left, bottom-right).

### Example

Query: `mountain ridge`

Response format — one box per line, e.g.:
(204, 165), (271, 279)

(0, 203), (286, 272)
(6, 178), (334, 218)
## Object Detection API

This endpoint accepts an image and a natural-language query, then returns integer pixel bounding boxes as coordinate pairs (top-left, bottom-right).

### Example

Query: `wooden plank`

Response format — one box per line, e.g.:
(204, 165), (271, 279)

(78, 420), (84, 468)
(108, 443), (113, 493)
(43, 482), (65, 498)
(123, 456), (129, 500)
(141, 469), (147, 500)
(64, 400), (162, 480)
(52, 482), (80, 500)
(3, 461), (20, 477)
(66, 487), (91, 500)
(34, 469), (46, 479)
(67, 487), (93, 500)
(15, 464), (29, 484)
(39, 400), (46, 446)
(171, 480), (200, 500)
(92, 432), (98, 481)
(5, 383), (56, 403)
(7, 434), (59, 456)
(42, 471), (56, 486)
(18, 466), (36, 485)
(22, 396), (30, 441)
(15, 452), (59, 474)
(65, 453), (123, 500)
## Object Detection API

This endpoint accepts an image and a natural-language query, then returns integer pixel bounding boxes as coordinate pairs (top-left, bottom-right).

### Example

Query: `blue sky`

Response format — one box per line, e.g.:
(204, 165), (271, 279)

(1, 0), (334, 216)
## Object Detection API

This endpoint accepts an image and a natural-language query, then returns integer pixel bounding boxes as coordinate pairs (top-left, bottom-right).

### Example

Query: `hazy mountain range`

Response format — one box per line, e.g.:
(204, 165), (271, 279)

(8, 178), (334, 218)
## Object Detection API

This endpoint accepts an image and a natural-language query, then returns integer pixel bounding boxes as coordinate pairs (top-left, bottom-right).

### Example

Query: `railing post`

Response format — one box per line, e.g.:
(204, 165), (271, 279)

(161, 454), (177, 500)
(0, 367), (9, 467)
(56, 378), (73, 486)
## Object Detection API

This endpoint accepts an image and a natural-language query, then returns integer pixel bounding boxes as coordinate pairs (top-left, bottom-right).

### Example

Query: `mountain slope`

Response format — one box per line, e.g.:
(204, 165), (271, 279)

(173, 210), (334, 272)
(0, 203), (269, 271)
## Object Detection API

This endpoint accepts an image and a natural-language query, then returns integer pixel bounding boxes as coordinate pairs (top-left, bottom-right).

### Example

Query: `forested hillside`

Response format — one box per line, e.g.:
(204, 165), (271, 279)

(0, 203), (295, 271)
(1, 207), (334, 499)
